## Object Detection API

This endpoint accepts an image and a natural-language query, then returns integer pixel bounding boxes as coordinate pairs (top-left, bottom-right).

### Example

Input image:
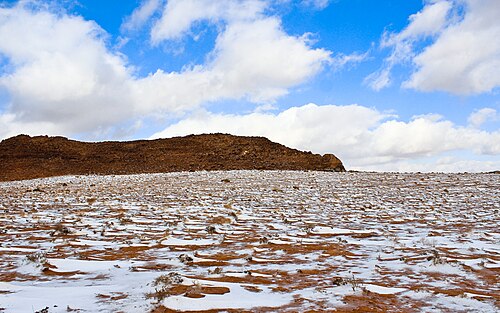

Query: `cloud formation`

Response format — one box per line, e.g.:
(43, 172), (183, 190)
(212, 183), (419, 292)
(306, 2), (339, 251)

(121, 0), (162, 32)
(0, 1), (332, 138)
(468, 108), (498, 128)
(152, 103), (500, 172)
(405, 0), (500, 94)
(0, 1), (497, 173)
(368, 0), (500, 94)
(366, 0), (452, 91)
(150, 0), (267, 43)
(0, 4), (135, 136)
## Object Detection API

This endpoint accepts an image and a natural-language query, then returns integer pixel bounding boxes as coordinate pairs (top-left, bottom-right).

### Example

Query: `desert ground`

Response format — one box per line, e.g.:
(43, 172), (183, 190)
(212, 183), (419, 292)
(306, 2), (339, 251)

(0, 171), (498, 312)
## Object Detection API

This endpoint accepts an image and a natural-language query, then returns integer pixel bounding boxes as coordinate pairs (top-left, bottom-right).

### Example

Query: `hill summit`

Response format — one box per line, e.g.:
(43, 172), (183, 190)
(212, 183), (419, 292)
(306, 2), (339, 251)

(0, 133), (345, 181)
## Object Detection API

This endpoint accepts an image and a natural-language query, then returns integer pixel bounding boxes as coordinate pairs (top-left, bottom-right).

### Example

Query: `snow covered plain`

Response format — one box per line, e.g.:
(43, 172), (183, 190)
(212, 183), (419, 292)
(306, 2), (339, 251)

(0, 171), (498, 312)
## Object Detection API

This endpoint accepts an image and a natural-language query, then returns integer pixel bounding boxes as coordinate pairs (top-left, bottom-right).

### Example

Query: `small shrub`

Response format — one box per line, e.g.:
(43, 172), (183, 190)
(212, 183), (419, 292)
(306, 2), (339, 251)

(25, 251), (47, 266)
(178, 254), (193, 264)
(52, 223), (72, 236)
(208, 267), (222, 275)
(427, 250), (447, 265)
(206, 225), (216, 234)
(332, 275), (361, 292)
(147, 272), (184, 302)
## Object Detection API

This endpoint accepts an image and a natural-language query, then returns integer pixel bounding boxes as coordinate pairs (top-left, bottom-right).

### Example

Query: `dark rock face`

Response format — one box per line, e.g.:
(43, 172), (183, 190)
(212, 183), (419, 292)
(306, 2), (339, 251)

(0, 133), (345, 181)
(321, 154), (345, 172)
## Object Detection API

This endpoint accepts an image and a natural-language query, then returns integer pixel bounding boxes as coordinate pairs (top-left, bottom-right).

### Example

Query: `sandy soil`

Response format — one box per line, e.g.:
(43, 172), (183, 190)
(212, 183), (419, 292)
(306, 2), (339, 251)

(0, 171), (498, 312)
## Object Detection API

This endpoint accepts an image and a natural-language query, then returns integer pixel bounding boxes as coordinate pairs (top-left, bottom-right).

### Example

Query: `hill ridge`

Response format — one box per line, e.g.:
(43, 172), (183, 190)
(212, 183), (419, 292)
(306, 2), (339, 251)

(0, 133), (345, 181)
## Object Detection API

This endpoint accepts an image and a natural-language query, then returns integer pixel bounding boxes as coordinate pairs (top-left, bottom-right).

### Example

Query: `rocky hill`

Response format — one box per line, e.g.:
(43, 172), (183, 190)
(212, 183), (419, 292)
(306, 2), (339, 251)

(0, 134), (345, 181)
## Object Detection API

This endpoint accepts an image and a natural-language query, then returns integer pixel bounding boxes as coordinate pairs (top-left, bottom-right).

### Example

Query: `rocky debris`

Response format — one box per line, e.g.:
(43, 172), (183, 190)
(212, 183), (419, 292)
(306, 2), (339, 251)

(0, 133), (345, 181)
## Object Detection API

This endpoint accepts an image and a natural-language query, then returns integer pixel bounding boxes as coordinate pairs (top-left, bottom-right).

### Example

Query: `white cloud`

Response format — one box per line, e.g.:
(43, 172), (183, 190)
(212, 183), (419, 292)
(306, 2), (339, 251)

(152, 104), (386, 152)
(0, 112), (64, 139)
(127, 0), (333, 108)
(393, 0), (451, 39)
(0, 1), (332, 139)
(331, 51), (369, 70)
(468, 108), (498, 128)
(369, 0), (500, 95)
(364, 156), (500, 173)
(151, 103), (500, 172)
(121, 0), (162, 32)
(364, 67), (391, 91)
(208, 18), (331, 101)
(0, 4), (136, 135)
(150, 0), (267, 43)
(369, 114), (500, 156)
(132, 16), (332, 112)
(366, 0), (452, 90)
(404, 0), (500, 94)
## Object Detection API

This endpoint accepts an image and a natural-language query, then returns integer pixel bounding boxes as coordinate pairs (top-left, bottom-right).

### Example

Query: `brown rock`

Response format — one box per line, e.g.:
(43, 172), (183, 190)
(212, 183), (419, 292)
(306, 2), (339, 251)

(0, 133), (345, 181)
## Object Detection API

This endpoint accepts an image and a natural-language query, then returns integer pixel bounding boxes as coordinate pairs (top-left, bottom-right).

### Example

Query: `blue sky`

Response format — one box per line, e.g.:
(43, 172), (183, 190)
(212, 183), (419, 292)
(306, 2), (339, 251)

(0, 0), (499, 172)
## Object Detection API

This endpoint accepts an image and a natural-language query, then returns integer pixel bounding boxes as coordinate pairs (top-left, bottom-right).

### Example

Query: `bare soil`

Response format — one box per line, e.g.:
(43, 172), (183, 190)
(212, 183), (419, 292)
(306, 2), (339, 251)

(0, 171), (498, 312)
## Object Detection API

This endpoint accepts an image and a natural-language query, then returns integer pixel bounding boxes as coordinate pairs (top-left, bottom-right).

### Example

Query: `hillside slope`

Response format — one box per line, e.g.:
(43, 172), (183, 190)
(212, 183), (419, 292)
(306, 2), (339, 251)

(0, 134), (345, 181)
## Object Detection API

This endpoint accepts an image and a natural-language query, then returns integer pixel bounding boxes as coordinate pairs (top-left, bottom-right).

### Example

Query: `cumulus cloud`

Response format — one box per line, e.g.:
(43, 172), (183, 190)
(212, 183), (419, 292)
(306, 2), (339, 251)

(132, 15), (332, 111)
(150, 0), (267, 43)
(208, 18), (331, 101)
(368, 0), (500, 95)
(151, 103), (500, 172)
(366, 0), (451, 90)
(405, 0), (500, 94)
(363, 156), (500, 173)
(143, 0), (332, 102)
(0, 4), (136, 135)
(152, 104), (387, 152)
(0, 1), (333, 139)
(0, 112), (65, 139)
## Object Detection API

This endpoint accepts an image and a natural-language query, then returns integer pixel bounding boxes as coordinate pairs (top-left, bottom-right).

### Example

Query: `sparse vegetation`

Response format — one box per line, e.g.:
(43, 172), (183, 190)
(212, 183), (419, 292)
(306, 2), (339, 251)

(1, 171), (498, 312)
(332, 275), (362, 292)
(146, 273), (185, 302)
(427, 250), (448, 265)
(25, 251), (47, 266)
(178, 254), (193, 264)
(205, 225), (216, 234)
(52, 222), (72, 235)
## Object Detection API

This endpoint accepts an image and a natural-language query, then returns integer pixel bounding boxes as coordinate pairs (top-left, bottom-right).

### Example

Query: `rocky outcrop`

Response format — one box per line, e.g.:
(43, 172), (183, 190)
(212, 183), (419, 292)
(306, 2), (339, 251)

(0, 133), (345, 181)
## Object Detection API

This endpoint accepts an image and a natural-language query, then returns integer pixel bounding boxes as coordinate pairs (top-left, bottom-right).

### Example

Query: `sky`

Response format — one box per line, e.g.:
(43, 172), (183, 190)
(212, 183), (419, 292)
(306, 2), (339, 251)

(0, 0), (499, 172)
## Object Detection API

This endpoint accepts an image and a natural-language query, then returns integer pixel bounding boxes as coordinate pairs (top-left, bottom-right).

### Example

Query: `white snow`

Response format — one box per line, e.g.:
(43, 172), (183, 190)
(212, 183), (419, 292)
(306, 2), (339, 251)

(311, 226), (375, 235)
(160, 237), (219, 246)
(0, 171), (498, 312)
(363, 284), (407, 294)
